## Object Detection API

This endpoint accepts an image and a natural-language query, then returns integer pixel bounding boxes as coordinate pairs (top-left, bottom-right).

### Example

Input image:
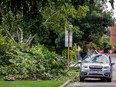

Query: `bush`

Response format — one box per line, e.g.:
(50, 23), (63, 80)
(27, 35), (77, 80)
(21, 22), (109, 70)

(62, 43), (78, 64)
(87, 42), (97, 50)
(0, 43), (66, 80)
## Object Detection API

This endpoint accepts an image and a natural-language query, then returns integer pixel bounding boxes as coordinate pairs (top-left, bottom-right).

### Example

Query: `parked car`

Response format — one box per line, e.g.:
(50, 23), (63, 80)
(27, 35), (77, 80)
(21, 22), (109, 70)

(79, 54), (115, 82)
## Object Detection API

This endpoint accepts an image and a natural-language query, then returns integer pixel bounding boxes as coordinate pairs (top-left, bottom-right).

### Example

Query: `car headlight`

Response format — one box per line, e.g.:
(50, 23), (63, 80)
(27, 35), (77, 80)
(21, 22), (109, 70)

(81, 65), (89, 71)
(82, 65), (88, 68)
(104, 66), (110, 69)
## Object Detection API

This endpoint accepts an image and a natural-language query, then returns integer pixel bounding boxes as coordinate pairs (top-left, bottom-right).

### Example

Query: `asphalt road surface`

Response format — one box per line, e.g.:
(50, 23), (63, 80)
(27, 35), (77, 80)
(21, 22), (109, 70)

(67, 54), (116, 87)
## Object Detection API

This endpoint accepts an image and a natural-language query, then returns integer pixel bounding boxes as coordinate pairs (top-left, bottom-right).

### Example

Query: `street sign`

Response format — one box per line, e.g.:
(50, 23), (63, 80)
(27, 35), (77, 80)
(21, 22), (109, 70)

(65, 29), (73, 70)
(65, 30), (73, 47)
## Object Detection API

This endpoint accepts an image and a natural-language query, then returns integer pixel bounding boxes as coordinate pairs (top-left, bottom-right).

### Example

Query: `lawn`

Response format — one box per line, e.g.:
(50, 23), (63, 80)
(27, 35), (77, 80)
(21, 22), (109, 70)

(0, 67), (79, 87)
(0, 80), (66, 87)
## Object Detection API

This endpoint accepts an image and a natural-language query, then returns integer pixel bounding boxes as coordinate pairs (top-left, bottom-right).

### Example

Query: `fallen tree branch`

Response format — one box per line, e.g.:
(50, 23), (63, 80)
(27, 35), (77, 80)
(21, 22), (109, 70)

(26, 34), (36, 45)
(5, 29), (16, 43)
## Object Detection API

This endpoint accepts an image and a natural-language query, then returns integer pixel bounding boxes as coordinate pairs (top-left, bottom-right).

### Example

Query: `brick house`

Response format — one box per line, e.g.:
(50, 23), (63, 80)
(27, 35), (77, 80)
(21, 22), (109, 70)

(109, 24), (116, 48)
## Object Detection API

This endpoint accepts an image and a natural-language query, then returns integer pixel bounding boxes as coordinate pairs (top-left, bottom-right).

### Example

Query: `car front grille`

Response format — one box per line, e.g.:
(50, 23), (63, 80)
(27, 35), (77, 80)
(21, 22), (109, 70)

(89, 65), (103, 69)
(89, 65), (103, 71)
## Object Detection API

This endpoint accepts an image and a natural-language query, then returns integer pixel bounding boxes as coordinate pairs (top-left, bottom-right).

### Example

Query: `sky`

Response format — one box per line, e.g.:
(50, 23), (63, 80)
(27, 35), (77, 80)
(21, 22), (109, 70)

(106, 0), (116, 18)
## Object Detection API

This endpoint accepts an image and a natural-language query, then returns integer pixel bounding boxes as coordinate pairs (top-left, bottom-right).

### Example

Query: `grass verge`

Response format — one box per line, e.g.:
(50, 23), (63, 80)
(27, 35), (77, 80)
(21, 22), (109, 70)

(0, 80), (66, 87)
(0, 67), (79, 87)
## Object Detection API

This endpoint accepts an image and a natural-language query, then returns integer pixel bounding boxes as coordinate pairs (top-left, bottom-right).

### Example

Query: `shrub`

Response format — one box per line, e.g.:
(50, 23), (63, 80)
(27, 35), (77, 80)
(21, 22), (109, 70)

(0, 43), (66, 80)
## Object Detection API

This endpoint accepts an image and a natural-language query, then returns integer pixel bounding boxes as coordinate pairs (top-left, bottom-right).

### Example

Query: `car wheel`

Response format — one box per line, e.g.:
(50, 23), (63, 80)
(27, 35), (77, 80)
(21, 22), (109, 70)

(80, 77), (84, 82)
(107, 78), (112, 82)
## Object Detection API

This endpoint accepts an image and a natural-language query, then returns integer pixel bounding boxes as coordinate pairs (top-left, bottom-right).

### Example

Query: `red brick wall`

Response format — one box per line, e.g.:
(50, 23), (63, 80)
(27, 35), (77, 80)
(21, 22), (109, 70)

(110, 24), (116, 47)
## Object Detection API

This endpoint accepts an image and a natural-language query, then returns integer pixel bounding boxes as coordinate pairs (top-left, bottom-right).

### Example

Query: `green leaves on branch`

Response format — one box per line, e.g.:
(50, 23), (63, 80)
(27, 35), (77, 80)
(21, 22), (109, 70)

(0, 43), (66, 79)
(61, 3), (89, 18)
(76, 5), (89, 18)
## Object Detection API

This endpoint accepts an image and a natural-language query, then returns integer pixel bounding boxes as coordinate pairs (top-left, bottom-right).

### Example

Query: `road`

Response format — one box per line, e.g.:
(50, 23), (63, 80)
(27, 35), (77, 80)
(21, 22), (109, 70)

(67, 54), (116, 87)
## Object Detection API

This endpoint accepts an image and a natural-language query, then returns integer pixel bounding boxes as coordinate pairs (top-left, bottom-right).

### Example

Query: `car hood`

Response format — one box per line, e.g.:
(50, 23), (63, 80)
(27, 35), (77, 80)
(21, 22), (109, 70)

(82, 63), (110, 67)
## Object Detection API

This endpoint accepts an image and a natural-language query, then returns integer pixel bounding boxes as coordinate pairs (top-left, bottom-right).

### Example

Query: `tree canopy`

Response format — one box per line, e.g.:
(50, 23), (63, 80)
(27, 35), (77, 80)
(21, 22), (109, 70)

(0, 0), (115, 79)
(72, 0), (115, 50)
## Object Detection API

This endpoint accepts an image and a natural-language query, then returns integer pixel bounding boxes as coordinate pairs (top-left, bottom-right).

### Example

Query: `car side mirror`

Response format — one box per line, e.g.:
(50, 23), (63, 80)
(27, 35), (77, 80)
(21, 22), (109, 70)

(111, 63), (115, 66)
(78, 60), (82, 63)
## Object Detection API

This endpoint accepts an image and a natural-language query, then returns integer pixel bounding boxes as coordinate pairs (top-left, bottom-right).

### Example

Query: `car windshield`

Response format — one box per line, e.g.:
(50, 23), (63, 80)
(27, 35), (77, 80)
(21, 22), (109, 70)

(82, 55), (109, 64)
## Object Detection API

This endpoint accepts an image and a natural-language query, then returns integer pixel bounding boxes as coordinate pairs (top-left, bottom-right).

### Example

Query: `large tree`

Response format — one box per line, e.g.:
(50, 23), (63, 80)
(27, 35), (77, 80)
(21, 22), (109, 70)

(0, 0), (115, 79)
(72, 0), (115, 50)
(0, 0), (115, 51)
(0, 0), (88, 47)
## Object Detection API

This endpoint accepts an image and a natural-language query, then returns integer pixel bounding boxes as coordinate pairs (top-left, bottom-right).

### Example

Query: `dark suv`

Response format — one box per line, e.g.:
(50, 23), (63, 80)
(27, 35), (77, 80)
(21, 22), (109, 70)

(79, 54), (114, 82)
